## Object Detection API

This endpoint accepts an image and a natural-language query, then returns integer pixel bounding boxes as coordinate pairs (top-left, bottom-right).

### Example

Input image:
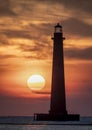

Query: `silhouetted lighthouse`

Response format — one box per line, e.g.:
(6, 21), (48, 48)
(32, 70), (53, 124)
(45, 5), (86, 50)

(50, 23), (67, 115)
(35, 23), (80, 121)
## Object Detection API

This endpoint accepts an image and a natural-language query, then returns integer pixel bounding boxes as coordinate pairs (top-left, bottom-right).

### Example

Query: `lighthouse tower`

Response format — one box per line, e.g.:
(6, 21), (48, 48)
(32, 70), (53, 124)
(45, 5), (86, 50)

(35, 23), (80, 121)
(50, 23), (67, 115)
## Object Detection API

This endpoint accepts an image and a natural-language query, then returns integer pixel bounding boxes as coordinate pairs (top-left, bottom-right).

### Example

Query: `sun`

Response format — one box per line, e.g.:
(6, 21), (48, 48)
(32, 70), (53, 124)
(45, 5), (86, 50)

(27, 74), (45, 91)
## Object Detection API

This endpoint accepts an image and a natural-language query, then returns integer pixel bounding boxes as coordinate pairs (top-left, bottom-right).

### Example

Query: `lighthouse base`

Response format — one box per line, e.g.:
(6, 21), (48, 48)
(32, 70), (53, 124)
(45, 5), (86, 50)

(34, 113), (80, 121)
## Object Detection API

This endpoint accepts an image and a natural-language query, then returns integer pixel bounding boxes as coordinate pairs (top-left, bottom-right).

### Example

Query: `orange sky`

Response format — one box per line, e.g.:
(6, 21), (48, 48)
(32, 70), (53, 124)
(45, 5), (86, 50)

(0, 0), (92, 116)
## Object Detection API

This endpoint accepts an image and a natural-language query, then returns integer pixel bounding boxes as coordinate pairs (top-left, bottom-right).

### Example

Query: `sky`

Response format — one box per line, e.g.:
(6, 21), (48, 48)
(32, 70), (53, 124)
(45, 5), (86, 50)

(0, 0), (92, 116)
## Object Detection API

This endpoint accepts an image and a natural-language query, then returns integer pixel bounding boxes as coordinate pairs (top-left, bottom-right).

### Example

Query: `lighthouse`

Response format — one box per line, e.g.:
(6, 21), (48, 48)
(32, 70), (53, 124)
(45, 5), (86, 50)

(35, 23), (80, 121)
(50, 23), (67, 115)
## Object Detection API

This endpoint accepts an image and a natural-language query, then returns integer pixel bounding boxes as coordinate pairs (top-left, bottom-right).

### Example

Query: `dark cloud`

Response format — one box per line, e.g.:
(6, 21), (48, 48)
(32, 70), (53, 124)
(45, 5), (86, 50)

(3, 18), (92, 41)
(38, 0), (92, 15)
(2, 30), (31, 39)
(31, 90), (50, 95)
(25, 23), (52, 40)
(60, 0), (92, 15)
(0, 0), (16, 16)
(65, 47), (92, 60)
(29, 21), (92, 38)
(29, 23), (52, 35)
(19, 43), (50, 60)
(24, 54), (50, 60)
(1, 23), (52, 40)
(19, 43), (42, 52)
(0, 34), (10, 46)
(62, 18), (92, 37)
(0, 54), (17, 59)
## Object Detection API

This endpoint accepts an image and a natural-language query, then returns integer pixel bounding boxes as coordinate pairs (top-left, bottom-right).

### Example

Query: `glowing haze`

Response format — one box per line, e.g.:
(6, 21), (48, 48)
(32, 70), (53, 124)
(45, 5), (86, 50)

(0, 0), (92, 116)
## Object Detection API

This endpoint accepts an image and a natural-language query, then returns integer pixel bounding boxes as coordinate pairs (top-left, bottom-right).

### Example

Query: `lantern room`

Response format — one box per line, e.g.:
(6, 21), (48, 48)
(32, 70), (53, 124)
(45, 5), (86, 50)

(54, 23), (62, 33)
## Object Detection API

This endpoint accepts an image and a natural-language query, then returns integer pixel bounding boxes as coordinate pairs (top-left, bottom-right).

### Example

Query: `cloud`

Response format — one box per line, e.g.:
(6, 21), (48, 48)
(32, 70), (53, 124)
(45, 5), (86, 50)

(60, 0), (92, 15)
(18, 42), (51, 60)
(19, 43), (42, 52)
(0, 34), (10, 46)
(62, 18), (92, 37)
(28, 23), (52, 36)
(0, 0), (16, 16)
(1, 0), (92, 42)
(0, 54), (17, 59)
(9, 0), (71, 22)
(1, 22), (52, 41)
(0, 0), (92, 62)
(2, 30), (31, 39)
(39, 0), (92, 15)
(2, 23), (51, 39)
(65, 47), (92, 60)
(31, 91), (50, 95)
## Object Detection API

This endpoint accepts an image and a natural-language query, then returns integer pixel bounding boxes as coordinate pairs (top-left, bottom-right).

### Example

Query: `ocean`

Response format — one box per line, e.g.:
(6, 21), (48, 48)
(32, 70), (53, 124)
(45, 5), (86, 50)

(0, 116), (92, 130)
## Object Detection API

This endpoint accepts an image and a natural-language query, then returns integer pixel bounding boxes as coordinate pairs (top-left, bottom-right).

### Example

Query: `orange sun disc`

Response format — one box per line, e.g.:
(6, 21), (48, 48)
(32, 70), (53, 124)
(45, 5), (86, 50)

(27, 74), (45, 91)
